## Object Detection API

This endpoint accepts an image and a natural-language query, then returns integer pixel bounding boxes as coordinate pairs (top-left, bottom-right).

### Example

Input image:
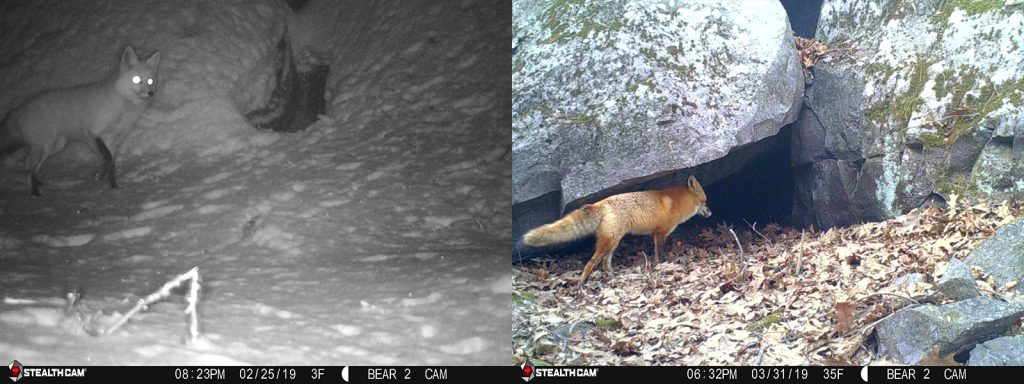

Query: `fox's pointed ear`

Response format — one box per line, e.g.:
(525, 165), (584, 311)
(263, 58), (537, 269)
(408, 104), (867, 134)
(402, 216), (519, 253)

(145, 51), (161, 67)
(121, 46), (139, 71)
(688, 175), (702, 191)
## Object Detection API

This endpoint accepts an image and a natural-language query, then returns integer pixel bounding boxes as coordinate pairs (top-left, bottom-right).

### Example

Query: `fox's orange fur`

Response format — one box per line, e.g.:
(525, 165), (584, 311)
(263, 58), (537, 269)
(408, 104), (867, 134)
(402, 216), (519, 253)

(523, 175), (712, 289)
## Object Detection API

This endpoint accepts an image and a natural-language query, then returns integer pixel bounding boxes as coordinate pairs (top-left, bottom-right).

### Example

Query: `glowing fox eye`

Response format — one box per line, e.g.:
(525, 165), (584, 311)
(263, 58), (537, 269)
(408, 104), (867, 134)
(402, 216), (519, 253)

(132, 75), (141, 84)
(147, 78), (154, 85)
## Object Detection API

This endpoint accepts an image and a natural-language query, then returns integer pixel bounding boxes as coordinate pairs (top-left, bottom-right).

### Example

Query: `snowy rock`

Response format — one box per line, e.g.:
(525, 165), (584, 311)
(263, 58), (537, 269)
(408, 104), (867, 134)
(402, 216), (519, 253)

(969, 335), (1024, 366)
(964, 218), (1024, 295)
(792, 0), (1024, 228)
(875, 296), (1024, 365)
(512, 0), (803, 208)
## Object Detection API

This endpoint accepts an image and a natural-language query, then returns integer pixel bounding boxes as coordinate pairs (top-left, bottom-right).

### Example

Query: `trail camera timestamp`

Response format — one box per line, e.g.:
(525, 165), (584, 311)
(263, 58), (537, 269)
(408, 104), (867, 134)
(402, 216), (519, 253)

(174, 368), (227, 380)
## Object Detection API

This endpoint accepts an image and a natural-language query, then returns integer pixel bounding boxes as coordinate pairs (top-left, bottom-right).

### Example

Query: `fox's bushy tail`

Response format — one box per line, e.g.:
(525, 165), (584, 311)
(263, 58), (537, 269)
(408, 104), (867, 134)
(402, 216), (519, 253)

(522, 205), (602, 247)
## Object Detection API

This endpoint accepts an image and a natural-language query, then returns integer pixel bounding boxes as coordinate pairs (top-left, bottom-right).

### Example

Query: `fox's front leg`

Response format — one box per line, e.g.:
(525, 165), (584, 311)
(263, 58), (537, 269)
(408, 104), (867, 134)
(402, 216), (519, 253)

(28, 173), (43, 197)
(25, 146), (51, 197)
(652, 232), (669, 264)
(91, 137), (118, 188)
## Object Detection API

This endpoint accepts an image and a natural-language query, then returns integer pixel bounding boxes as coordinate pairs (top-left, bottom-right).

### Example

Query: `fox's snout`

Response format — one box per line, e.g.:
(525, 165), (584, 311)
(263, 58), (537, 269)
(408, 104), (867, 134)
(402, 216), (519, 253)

(129, 74), (156, 98)
(698, 205), (712, 218)
(130, 84), (155, 99)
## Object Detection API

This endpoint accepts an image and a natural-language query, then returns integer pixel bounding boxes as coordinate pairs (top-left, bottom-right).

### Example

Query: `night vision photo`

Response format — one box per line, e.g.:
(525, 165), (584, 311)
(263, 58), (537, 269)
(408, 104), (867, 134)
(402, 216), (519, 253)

(0, 0), (511, 366)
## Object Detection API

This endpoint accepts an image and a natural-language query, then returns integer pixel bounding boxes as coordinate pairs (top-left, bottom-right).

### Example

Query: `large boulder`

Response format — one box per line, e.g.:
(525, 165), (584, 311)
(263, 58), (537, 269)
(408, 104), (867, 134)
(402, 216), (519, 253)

(513, 0), (803, 240)
(936, 258), (980, 300)
(969, 335), (1024, 366)
(875, 296), (1024, 365)
(964, 218), (1024, 295)
(792, 0), (1024, 228)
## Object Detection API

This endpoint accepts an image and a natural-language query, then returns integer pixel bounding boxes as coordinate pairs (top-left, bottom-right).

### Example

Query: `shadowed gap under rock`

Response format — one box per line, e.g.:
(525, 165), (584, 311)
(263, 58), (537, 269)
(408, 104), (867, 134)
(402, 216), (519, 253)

(514, 125), (797, 262)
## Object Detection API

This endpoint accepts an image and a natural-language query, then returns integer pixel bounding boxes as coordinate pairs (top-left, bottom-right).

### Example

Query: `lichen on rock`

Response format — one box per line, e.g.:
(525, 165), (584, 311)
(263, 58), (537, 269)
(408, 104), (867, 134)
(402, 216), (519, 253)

(513, 0), (803, 229)
(792, 0), (1024, 228)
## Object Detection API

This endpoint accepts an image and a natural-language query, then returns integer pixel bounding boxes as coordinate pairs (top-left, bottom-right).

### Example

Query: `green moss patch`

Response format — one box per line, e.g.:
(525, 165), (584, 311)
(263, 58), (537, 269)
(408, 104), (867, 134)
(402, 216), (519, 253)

(932, 0), (1004, 24)
(540, 0), (625, 44)
(593, 317), (623, 330)
(934, 76), (1024, 147)
(865, 58), (931, 130)
(513, 290), (539, 305)
(747, 313), (783, 333)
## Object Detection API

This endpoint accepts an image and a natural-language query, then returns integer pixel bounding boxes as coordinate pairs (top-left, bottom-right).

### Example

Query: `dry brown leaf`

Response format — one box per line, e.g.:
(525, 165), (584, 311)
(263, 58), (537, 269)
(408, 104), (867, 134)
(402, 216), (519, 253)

(611, 339), (639, 356)
(834, 301), (857, 334)
(531, 267), (550, 280)
(795, 36), (830, 68)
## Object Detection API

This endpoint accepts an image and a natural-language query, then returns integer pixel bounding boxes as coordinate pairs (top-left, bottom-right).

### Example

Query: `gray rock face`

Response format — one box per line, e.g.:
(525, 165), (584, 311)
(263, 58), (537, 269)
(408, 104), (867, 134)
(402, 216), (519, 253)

(964, 218), (1024, 295)
(890, 273), (926, 291)
(936, 258), (980, 300)
(969, 335), (1024, 366)
(791, 158), (860, 228)
(875, 296), (1024, 365)
(512, 0), (803, 209)
(792, 0), (1024, 228)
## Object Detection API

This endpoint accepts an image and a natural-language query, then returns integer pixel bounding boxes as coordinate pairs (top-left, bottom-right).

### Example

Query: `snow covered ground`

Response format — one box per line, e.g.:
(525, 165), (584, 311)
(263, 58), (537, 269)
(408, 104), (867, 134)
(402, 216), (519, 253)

(0, 0), (511, 365)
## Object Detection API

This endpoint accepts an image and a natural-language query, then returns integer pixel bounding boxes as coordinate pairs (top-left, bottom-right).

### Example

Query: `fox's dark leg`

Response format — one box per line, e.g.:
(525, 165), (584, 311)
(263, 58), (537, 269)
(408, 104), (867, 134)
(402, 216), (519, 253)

(656, 230), (676, 264)
(29, 173), (41, 196)
(89, 137), (106, 181)
(647, 233), (663, 266)
(92, 137), (117, 189)
(26, 147), (50, 197)
(578, 229), (622, 290)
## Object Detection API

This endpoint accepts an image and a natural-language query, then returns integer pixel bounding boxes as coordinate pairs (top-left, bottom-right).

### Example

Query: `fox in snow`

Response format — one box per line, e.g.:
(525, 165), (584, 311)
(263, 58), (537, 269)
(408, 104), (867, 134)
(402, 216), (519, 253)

(522, 175), (712, 290)
(0, 46), (160, 196)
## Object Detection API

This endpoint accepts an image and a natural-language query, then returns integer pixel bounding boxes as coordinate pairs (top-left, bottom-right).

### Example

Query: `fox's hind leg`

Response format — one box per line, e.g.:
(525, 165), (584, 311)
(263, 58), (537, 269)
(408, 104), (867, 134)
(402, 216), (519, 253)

(578, 228), (623, 290)
(89, 137), (117, 189)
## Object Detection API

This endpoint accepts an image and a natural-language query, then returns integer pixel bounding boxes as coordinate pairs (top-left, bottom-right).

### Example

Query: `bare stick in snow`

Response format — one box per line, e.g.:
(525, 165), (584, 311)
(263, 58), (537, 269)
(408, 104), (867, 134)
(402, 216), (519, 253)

(98, 266), (201, 343)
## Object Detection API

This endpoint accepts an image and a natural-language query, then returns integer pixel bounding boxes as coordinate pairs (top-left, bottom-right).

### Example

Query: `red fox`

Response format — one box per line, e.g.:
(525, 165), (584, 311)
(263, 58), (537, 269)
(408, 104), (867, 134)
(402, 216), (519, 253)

(0, 46), (160, 196)
(522, 175), (712, 289)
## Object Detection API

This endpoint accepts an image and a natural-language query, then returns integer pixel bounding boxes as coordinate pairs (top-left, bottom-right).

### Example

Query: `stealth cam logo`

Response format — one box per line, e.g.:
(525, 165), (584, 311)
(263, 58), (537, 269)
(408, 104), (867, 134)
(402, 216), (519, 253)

(8, 360), (22, 383)
(519, 360), (535, 382)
